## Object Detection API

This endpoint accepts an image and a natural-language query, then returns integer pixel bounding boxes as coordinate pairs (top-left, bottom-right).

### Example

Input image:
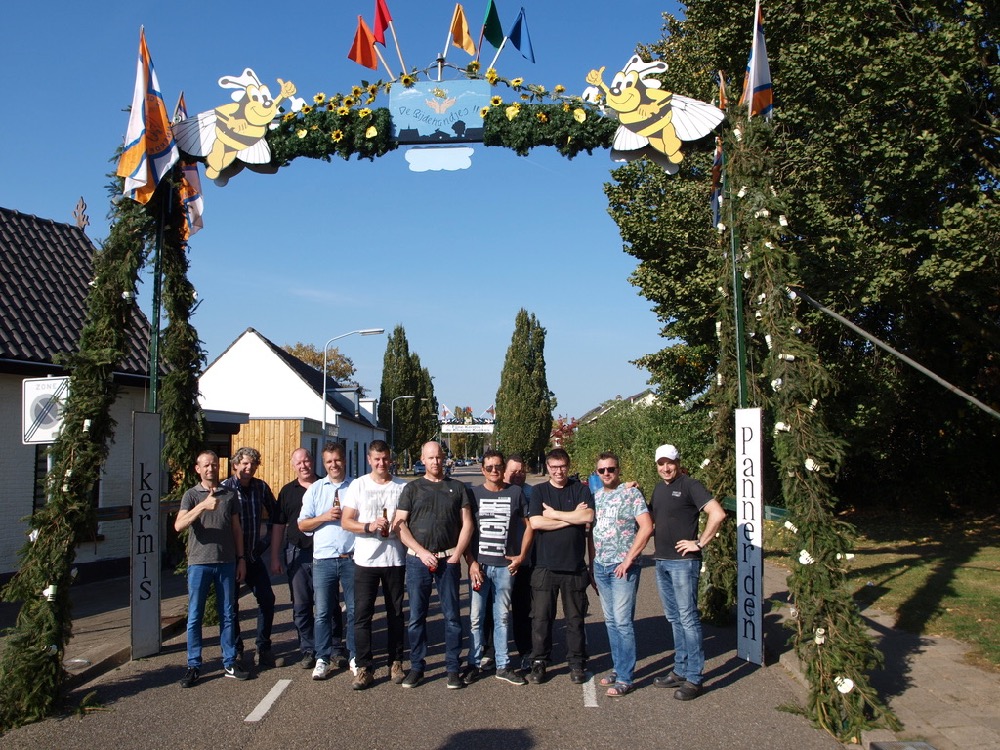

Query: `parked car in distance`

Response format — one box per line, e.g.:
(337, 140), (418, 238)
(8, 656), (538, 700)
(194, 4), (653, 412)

(412, 460), (426, 474)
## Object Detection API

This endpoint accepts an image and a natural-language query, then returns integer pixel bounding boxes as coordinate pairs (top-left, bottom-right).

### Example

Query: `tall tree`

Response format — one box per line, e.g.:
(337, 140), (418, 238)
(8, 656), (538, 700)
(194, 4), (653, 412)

(378, 325), (420, 458)
(495, 309), (554, 468)
(282, 341), (358, 386)
(411, 356), (439, 455)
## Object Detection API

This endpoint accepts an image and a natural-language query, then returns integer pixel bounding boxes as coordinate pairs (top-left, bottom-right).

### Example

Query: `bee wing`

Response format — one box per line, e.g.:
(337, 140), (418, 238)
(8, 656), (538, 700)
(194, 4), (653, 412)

(172, 111), (217, 157)
(670, 96), (725, 142)
(612, 125), (649, 153)
(236, 140), (273, 165)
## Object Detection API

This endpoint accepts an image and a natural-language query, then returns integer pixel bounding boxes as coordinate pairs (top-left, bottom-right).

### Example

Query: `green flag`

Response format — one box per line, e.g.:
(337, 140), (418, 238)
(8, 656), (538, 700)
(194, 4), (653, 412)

(482, 0), (504, 49)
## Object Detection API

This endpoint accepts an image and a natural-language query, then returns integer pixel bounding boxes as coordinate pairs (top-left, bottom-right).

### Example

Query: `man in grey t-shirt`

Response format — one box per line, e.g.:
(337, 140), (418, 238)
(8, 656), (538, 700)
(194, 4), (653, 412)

(174, 450), (248, 688)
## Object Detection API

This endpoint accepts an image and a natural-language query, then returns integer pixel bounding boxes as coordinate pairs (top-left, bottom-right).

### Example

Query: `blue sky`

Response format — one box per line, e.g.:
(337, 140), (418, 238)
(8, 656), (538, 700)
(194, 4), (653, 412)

(1, 0), (686, 419)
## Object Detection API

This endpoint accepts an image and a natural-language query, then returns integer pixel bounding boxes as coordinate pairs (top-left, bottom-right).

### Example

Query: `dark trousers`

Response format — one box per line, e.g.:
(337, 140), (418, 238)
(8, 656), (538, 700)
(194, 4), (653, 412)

(511, 564), (534, 660)
(285, 544), (314, 656)
(530, 567), (589, 669)
(235, 555), (276, 653)
(353, 564), (405, 668)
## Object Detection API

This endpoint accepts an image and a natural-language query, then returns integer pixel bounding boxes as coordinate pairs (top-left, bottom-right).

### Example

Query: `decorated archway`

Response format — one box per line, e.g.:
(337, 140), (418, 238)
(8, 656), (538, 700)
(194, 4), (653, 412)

(0, 11), (896, 743)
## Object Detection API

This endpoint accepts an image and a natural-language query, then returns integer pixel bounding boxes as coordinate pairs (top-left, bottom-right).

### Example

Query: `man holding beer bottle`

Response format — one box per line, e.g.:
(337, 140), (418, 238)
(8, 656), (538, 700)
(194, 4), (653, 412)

(298, 442), (354, 681)
(340, 440), (408, 689)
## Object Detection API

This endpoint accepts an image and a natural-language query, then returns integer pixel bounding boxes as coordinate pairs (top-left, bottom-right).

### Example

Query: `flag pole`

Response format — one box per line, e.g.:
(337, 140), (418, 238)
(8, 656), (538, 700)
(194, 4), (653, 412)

(439, 22), (454, 81)
(374, 46), (397, 80)
(488, 38), (507, 70)
(147, 183), (171, 413)
(388, 21), (407, 74)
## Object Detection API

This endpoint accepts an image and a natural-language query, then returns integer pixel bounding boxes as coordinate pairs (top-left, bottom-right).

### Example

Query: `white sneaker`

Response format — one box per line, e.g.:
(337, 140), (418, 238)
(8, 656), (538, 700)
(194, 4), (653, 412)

(349, 657), (358, 676)
(312, 659), (330, 680)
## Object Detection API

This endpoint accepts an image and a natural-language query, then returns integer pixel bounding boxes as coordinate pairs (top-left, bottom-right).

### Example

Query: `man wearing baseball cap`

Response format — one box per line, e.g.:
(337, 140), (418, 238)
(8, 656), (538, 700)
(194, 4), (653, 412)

(650, 444), (726, 700)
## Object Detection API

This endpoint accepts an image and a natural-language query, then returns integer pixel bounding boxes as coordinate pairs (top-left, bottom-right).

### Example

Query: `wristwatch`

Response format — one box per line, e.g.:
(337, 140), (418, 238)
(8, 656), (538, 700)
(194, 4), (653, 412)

(695, 540), (704, 549)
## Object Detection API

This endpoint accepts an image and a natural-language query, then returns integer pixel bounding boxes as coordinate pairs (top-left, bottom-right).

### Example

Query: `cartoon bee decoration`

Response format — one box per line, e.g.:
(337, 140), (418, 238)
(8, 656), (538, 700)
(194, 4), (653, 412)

(585, 56), (724, 173)
(173, 68), (296, 185)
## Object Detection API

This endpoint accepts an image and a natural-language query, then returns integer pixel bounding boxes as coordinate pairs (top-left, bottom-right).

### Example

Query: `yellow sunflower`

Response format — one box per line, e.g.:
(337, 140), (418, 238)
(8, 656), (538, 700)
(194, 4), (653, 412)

(351, 85), (363, 97)
(401, 74), (416, 88)
(343, 96), (356, 107)
(337, 106), (351, 116)
(536, 112), (549, 123)
(331, 130), (344, 142)
(554, 84), (566, 95)
(485, 68), (498, 85)
(301, 105), (313, 114)
(491, 95), (503, 106)
(359, 108), (372, 118)
(511, 77), (523, 88)
(313, 93), (326, 104)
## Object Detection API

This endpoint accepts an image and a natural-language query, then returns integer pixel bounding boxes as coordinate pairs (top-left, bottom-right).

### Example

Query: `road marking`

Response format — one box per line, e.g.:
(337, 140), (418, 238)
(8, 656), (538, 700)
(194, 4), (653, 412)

(245, 678), (291, 722)
(583, 675), (598, 707)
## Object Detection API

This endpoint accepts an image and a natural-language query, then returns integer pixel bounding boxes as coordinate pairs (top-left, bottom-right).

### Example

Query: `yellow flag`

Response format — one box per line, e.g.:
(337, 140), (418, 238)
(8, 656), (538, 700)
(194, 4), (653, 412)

(450, 3), (476, 56)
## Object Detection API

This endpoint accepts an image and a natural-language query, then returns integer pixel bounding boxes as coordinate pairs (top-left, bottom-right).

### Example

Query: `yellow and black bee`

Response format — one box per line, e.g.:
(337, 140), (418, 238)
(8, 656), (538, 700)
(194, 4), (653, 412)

(173, 68), (296, 184)
(585, 56), (723, 173)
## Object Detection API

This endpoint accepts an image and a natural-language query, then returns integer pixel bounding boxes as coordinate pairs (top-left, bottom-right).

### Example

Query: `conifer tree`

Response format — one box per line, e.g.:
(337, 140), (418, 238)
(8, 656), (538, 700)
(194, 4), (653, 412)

(495, 309), (553, 467)
(378, 325), (420, 459)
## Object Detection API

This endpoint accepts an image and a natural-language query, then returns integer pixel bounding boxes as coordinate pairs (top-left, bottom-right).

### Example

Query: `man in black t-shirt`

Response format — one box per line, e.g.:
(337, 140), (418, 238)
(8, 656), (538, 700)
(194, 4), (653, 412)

(395, 441), (475, 690)
(270, 447), (319, 669)
(650, 443), (726, 701)
(525, 448), (595, 686)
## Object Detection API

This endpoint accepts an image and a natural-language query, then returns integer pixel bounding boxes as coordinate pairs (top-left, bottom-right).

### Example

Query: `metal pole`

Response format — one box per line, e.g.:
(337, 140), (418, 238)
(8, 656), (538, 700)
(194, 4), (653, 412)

(320, 328), (385, 439)
(147, 185), (172, 413)
(723, 152), (750, 408)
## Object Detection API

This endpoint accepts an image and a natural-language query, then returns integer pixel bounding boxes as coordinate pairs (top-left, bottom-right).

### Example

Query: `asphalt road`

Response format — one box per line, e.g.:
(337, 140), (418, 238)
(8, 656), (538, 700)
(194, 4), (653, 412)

(1, 466), (842, 750)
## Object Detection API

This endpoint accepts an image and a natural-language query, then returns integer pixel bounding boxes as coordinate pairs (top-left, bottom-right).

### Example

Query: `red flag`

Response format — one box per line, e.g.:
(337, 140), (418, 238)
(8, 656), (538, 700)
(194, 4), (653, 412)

(348, 16), (378, 70)
(374, 0), (392, 46)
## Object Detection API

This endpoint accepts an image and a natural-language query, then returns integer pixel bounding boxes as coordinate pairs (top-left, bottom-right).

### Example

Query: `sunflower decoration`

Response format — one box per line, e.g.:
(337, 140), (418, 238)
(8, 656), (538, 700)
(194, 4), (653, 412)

(331, 129), (345, 142)
(485, 68), (499, 85)
(401, 73), (416, 88)
(313, 93), (326, 105)
(491, 95), (503, 106)
(536, 112), (549, 124)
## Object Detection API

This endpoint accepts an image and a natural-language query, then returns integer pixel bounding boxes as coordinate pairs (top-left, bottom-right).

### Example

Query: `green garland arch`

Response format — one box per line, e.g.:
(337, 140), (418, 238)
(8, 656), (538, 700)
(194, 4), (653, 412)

(0, 61), (896, 744)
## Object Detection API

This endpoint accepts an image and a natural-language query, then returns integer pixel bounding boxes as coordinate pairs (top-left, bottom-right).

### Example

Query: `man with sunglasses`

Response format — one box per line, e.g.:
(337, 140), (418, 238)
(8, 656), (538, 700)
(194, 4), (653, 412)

(590, 452), (653, 697)
(525, 448), (595, 685)
(464, 450), (533, 686)
(650, 443), (726, 700)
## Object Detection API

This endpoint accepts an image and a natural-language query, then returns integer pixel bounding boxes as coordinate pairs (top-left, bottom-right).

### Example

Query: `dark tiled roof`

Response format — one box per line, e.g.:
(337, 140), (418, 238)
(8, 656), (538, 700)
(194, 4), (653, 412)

(243, 328), (378, 429)
(0, 207), (151, 377)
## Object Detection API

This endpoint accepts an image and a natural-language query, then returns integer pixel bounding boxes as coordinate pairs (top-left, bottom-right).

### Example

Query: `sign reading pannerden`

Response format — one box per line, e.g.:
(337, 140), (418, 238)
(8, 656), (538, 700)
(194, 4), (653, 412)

(736, 408), (764, 665)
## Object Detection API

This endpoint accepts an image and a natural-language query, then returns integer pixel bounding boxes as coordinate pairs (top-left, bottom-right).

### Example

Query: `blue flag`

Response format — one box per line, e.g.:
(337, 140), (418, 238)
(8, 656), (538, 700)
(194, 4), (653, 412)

(508, 7), (534, 62)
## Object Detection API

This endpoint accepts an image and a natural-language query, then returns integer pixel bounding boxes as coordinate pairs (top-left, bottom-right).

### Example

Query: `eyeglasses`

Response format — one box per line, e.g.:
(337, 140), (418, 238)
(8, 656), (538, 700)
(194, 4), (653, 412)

(597, 467), (618, 475)
(483, 464), (503, 472)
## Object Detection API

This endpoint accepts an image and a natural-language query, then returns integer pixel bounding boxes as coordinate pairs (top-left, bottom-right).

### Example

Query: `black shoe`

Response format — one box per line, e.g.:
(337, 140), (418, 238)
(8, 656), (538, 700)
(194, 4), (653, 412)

(654, 671), (685, 689)
(179, 667), (199, 688)
(401, 670), (423, 688)
(225, 663), (250, 681)
(300, 652), (316, 670)
(446, 671), (464, 689)
(526, 661), (546, 685)
(256, 649), (276, 669)
(495, 667), (527, 685)
(461, 666), (482, 685)
(569, 668), (587, 685)
(674, 681), (703, 701)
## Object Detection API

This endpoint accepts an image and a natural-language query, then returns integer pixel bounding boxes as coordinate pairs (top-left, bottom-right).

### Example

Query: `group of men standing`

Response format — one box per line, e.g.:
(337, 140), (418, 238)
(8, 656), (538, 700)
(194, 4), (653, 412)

(177, 438), (725, 702)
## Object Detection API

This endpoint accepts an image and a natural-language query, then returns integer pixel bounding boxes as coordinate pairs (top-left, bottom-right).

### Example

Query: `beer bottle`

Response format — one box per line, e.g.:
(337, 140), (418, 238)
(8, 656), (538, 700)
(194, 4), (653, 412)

(333, 489), (340, 509)
(380, 508), (390, 538)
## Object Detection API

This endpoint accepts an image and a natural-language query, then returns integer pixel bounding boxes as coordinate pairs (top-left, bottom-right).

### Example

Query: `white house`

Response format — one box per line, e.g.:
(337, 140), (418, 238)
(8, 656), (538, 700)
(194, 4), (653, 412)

(198, 328), (387, 487)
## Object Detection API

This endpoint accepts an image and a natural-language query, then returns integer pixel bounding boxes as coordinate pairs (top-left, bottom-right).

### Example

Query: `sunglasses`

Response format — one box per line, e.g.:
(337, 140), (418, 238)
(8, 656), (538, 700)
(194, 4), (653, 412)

(483, 464), (504, 472)
(597, 467), (618, 475)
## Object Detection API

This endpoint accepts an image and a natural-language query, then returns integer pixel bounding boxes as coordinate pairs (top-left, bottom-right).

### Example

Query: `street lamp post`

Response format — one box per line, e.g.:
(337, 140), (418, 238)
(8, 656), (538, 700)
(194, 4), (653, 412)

(321, 328), (384, 439)
(390, 395), (416, 458)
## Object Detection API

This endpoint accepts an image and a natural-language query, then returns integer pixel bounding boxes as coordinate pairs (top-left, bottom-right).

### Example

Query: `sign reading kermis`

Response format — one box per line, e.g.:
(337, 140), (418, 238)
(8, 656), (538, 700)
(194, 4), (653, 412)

(390, 80), (489, 145)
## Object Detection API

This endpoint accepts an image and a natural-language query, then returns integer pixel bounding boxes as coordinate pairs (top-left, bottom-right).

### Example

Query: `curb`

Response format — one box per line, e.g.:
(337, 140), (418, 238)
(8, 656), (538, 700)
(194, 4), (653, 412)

(64, 614), (187, 691)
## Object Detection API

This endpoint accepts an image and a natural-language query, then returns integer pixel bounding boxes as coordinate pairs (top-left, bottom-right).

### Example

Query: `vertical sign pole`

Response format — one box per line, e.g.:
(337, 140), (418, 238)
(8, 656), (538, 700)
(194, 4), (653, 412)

(131, 411), (162, 658)
(735, 407), (764, 665)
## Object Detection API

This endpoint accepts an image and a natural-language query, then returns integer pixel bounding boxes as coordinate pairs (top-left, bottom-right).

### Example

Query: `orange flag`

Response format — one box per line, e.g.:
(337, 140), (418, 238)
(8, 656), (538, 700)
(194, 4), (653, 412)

(348, 16), (378, 70)
(450, 3), (476, 55)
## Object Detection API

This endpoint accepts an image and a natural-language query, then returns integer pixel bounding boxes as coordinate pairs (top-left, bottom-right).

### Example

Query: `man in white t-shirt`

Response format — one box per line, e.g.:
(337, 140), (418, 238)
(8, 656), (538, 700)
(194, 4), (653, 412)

(340, 440), (407, 690)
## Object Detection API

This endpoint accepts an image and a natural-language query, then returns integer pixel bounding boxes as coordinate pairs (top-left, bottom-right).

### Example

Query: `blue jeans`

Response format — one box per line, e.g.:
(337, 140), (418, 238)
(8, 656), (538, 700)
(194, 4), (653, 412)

(655, 558), (704, 685)
(314, 556), (355, 662)
(593, 561), (640, 685)
(186, 562), (238, 669)
(469, 564), (513, 670)
(406, 555), (462, 673)
(285, 544), (314, 656)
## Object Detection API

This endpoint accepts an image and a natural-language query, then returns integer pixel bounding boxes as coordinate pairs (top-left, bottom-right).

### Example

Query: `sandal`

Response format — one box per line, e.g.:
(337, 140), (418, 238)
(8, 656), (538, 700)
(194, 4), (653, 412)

(599, 672), (618, 687)
(606, 682), (633, 697)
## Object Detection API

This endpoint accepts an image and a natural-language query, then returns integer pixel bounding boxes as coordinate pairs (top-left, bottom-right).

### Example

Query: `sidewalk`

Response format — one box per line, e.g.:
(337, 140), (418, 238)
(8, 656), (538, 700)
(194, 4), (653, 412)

(2, 562), (998, 750)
